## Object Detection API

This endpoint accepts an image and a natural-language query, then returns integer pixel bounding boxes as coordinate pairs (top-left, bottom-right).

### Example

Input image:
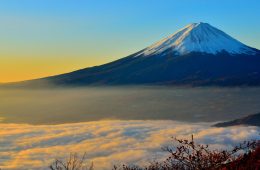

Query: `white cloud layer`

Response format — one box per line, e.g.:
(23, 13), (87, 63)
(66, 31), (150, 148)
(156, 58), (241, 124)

(0, 120), (259, 170)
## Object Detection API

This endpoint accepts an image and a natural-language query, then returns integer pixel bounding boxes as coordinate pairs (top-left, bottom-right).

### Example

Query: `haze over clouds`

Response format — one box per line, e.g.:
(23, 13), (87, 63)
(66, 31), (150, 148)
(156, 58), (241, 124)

(1, 87), (260, 124)
(0, 120), (259, 170)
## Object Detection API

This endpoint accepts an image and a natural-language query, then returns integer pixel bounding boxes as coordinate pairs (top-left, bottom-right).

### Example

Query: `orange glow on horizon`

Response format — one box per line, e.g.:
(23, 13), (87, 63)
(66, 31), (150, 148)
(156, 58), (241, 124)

(0, 57), (109, 83)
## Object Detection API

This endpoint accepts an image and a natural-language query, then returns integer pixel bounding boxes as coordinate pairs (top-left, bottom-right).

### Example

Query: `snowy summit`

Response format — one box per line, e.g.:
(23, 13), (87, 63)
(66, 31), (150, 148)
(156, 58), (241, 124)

(138, 22), (255, 56)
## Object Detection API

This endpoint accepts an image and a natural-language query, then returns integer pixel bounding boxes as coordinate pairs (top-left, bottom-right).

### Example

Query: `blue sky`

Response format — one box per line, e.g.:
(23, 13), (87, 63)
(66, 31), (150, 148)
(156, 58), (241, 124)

(0, 0), (260, 82)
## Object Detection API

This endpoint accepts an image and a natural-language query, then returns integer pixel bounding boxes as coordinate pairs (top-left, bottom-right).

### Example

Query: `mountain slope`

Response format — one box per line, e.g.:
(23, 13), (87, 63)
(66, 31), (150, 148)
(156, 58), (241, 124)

(4, 22), (260, 87)
(214, 113), (260, 127)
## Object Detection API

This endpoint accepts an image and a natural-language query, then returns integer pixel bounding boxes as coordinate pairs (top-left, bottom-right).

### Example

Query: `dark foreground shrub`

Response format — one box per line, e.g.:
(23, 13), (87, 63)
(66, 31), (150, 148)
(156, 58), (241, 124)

(223, 144), (260, 170)
(49, 136), (259, 170)
(113, 135), (259, 170)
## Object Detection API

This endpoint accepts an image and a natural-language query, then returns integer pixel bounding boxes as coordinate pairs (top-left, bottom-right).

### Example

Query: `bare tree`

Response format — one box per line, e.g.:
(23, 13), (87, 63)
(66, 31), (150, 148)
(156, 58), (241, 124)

(49, 153), (93, 170)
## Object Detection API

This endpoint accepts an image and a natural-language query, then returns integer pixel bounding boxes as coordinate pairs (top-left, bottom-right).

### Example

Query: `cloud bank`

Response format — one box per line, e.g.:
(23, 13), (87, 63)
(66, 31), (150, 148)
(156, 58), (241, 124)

(0, 120), (259, 170)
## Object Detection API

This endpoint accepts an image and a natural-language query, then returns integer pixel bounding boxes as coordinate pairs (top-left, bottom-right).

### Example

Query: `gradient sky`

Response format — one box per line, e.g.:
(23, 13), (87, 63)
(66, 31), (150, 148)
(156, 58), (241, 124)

(0, 0), (260, 83)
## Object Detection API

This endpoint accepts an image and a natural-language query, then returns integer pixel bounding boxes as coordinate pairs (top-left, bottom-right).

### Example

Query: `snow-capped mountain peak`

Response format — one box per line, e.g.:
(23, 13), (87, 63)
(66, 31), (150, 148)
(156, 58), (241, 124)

(138, 22), (256, 56)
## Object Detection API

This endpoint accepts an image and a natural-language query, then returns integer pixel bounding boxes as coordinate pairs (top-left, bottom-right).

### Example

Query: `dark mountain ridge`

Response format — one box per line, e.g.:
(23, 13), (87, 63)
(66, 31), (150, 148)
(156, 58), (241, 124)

(214, 112), (260, 127)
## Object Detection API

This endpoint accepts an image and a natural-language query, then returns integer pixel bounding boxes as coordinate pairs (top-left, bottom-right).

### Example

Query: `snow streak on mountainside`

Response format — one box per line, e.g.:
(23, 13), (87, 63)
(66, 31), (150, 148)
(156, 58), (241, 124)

(137, 22), (256, 56)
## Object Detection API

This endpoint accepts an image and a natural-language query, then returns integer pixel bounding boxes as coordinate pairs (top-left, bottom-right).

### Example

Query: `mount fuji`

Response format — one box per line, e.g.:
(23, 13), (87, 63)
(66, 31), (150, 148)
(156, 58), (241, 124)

(138, 22), (256, 56)
(6, 22), (260, 87)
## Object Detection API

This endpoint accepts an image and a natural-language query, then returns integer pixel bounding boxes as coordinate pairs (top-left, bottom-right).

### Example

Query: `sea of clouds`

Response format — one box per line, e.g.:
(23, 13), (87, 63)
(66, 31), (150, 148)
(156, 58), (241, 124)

(0, 120), (259, 170)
